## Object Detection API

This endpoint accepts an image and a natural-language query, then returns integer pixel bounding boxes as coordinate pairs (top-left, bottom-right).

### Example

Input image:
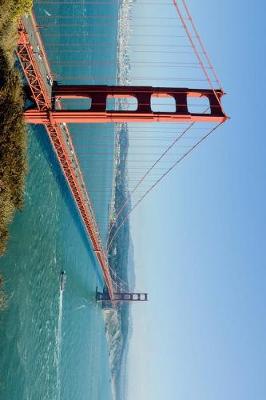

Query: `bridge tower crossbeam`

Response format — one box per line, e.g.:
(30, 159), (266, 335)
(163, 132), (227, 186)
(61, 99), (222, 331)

(24, 84), (227, 124)
(96, 288), (148, 303)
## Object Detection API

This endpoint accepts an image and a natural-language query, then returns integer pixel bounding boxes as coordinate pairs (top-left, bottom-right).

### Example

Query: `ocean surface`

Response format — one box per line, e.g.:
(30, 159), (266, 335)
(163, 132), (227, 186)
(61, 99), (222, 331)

(0, 127), (113, 400)
(0, 1), (132, 399)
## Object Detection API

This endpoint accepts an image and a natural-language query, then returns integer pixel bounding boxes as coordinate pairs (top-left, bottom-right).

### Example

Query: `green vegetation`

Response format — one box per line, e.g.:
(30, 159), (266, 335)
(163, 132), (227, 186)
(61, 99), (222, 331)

(0, 0), (32, 255)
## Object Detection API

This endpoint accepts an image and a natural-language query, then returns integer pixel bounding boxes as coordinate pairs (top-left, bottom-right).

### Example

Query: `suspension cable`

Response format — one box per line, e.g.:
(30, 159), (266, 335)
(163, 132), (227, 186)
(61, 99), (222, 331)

(171, 0), (223, 107)
(108, 122), (223, 252)
(180, 0), (222, 88)
(108, 122), (196, 236)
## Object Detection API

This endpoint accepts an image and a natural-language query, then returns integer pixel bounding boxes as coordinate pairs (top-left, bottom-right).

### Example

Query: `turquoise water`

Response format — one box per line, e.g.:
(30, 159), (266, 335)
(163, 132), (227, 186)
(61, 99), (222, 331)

(0, 126), (113, 399)
(0, 1), (120, 398)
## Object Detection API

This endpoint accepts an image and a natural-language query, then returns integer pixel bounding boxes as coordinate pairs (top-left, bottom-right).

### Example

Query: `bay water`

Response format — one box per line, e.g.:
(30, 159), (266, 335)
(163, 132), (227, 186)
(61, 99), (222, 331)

(0, 0), (121, 399)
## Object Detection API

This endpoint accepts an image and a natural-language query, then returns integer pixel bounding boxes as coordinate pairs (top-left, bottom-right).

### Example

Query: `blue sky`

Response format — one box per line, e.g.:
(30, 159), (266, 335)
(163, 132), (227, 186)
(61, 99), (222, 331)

(127, 1), (266, 399)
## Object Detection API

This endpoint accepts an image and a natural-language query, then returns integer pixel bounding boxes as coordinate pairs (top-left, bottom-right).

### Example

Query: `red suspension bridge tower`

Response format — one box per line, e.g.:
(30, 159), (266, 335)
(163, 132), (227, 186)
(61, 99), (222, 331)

(25, 84), (226, 125)
(17, 1), (228, 302)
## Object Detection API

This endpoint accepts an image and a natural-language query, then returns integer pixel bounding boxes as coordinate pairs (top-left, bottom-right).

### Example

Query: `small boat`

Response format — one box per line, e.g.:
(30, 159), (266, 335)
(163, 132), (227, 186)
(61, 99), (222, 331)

(60, 271), (67, 291)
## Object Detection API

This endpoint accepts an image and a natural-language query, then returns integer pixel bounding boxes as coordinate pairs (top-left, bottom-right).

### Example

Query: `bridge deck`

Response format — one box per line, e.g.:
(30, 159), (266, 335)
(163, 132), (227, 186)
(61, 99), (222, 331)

(17, 18), (114, 299)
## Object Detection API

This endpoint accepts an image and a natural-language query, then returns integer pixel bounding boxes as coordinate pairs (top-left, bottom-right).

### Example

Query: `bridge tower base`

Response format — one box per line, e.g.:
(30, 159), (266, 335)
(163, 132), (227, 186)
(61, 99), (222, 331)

(96, 288), (148, 303)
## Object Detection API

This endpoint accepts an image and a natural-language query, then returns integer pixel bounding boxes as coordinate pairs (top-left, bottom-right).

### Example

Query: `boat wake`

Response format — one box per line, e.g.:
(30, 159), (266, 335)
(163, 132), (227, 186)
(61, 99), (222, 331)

(56, 287), (64, 399)
(74, 304), (86, 311)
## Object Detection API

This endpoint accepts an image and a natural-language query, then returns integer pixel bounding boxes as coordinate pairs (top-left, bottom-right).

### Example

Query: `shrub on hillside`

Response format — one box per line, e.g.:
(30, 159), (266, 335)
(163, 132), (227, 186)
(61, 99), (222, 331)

(0, 0), (31, 255)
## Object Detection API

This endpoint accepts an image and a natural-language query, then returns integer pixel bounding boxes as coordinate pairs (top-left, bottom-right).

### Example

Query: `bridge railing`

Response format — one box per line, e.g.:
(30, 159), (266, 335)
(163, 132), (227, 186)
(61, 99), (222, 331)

(17, 19), (114, 299)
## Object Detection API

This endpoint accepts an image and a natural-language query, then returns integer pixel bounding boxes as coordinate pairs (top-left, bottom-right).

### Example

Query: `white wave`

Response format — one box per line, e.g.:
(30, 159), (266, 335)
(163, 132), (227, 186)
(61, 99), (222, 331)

(56, 289), (63, 399)
(74, 305), (86, 311)
(43, 9), (52, 17)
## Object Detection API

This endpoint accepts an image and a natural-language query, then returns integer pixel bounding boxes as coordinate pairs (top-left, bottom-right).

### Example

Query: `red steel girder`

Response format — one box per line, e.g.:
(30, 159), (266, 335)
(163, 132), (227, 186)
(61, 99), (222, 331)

(25, 84), (227, 124)
(25, 109), (226, 124)
(16, 20), (114, 299)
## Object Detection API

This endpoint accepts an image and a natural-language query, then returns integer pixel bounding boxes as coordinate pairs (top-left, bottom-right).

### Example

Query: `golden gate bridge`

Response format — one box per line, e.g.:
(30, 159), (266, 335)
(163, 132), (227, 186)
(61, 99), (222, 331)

(17, 0), (227, 302)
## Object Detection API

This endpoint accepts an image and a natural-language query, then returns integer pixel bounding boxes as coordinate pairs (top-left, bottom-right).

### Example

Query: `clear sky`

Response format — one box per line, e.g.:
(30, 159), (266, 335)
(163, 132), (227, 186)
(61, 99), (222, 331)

(127, 1), (266, 399)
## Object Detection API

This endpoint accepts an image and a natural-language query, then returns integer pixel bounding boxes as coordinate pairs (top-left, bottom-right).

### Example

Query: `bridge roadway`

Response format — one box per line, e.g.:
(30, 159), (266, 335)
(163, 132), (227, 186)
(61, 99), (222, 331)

(17, 16), (114, 299)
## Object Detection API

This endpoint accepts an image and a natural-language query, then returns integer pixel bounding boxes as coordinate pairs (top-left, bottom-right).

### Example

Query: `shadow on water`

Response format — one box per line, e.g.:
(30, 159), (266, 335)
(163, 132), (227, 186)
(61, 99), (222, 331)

(32, 125), (104, 284)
